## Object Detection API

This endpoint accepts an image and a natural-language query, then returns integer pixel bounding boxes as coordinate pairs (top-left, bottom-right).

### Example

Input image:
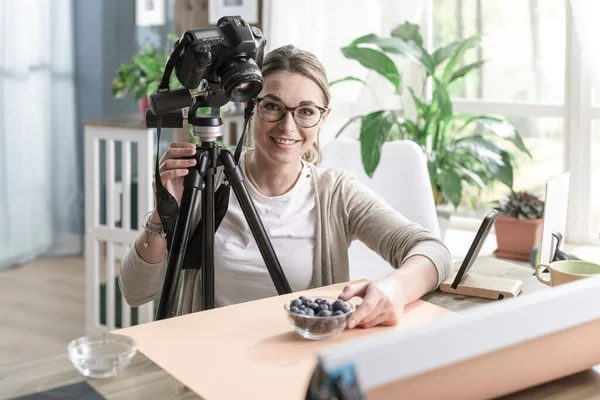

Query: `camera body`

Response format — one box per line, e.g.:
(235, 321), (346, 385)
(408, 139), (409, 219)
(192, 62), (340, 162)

(175, 16), (267, 103)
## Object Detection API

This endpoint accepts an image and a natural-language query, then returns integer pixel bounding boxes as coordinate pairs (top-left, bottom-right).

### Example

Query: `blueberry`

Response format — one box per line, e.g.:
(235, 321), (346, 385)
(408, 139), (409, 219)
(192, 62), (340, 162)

(333, 310), (344, 316)
(315, 298), (325, 304)
(340, 305), (351, 314)
(328, 319), (339, 329)
(317, 304), (328, 313)
(308, 303), (320, 311)
(291, 299), (303, 308)
(317, 310), (333, 317)
(291, 306), (300, 313)
(305, 308), (315, 317)
(332, 300), (345, 312)
(299, 296), (308, 302)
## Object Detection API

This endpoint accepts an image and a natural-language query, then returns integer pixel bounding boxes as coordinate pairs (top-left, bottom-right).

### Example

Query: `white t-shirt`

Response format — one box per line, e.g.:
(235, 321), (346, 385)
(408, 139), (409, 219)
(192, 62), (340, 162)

(213, 153), (316, 307)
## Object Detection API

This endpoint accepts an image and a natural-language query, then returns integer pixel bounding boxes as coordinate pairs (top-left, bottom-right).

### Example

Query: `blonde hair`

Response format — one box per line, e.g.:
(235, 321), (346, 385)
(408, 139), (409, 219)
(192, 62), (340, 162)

(245, 45), (330, 165)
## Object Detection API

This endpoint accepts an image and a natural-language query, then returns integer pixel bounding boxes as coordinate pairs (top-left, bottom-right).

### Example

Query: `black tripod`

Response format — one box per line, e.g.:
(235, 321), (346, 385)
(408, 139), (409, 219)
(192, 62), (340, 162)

(150, 100), (292, 320)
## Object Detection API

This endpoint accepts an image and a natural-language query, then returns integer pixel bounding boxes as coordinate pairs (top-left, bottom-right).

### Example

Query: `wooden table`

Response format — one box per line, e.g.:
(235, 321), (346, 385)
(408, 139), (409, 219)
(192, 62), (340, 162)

(3, 257), (600, 400)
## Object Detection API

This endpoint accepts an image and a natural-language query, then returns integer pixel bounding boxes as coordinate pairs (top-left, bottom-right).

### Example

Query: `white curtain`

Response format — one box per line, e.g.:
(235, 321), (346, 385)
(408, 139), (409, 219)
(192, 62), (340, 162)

(0, 0), (81, 269)
(261, 0), (429, 144)
(569, 0), (600, 88)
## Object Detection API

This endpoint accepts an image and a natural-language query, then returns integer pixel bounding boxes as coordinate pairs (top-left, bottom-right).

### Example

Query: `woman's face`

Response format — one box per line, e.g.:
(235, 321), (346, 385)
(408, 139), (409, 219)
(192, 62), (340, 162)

(251, 70), (329, 166)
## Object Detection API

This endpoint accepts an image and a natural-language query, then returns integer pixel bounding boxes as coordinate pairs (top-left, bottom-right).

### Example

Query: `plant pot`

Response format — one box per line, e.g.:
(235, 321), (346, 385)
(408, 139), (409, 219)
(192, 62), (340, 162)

(494, 216), (543, 261)
(138, 96), (150, 119)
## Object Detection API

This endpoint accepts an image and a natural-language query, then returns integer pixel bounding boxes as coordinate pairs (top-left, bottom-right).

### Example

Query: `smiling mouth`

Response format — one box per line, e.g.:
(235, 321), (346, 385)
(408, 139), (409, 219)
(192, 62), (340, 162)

(271, 137), (300, 145)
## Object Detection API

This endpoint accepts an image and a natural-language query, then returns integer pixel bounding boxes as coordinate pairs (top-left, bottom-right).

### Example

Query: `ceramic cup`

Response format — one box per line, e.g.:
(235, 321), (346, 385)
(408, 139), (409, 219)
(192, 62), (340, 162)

(535, 260), (600, 287)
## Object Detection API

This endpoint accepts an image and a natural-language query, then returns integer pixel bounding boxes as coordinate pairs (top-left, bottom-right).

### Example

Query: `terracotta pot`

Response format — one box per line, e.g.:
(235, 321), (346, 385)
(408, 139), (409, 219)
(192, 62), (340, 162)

(494, 216), (543, 261)
(138, 96), (150, 119)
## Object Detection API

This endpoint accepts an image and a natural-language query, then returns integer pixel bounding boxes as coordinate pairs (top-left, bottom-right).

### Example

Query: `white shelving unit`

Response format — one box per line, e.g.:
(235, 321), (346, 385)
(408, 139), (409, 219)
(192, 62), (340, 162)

(83, 114), (155, 333)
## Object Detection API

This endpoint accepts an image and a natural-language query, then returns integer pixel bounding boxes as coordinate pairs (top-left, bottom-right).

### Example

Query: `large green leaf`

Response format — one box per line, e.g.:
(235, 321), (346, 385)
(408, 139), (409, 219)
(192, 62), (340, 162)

(372, 37), (435, 75)
(456, 165), (487, 189)
(391, 21), (423, 46)
(455, 135), (514, 188)
(458, 115), (531, 157)
(479, 118), (531, 157)
(349, 33), (379, 47)
(432, 41), (462, 69)
(341, 46), (402, 93)
(438, 165), (463, 208)
(329, 76), (369, 87)
(450, 60), (485, 82)
(133, 54), (162, 78)
(441, 35), (482, 83)
(359, 111), (396, 177)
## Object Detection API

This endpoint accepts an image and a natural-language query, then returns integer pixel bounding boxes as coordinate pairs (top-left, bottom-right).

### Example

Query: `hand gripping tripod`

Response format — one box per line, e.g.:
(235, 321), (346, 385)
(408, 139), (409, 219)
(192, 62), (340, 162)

(149, 98), (292, 320)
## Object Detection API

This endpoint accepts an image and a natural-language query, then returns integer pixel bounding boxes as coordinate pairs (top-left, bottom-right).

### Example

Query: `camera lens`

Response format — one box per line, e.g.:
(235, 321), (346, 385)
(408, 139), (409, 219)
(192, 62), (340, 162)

(219, 57), (263, 102)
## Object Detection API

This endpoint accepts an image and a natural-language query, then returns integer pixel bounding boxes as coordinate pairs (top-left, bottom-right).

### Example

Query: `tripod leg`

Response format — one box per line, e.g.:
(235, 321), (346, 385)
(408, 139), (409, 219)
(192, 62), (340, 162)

(201, 159), (215, 310)
(219, 150), (292, 295)
(155, 155), (206, 320)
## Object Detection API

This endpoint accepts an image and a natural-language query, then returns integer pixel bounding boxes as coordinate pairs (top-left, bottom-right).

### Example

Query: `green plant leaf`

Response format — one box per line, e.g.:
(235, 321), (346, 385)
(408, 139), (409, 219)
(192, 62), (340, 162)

(458, 115), (531, 157)
(441, 35), (482, 83)
(373, 37), (435, 75)
(450, 60), (485, 82)
(456, 135), (514, 188)
(349, 33), (379, 47)
(133, 54), (162, 78)
(341, 46), (402, 93)
(432, 41), (462, 68)
(400, 119), (421, 139)
(479, 118), (531, 158)
(434, 82), (453, 119)
(456, 165), (487, 189)
(134, 86), (146, 101)
(407, 87), (429, 121)
(391, 21), (423, 46)
(329, 76), (369, 87)
(438, 165), (463, 208)
(359, 111), (396, 177)
(146, 80), (159, 97)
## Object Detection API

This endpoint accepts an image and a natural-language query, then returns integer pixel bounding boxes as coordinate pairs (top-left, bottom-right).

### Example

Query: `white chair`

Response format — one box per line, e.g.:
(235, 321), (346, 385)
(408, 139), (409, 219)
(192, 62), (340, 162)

(320, 138), (440, 281)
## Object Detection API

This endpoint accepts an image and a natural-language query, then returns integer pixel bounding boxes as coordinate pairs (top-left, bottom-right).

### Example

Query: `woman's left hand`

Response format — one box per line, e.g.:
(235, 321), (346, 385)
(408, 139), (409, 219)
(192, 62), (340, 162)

(338, 279), (405, 329)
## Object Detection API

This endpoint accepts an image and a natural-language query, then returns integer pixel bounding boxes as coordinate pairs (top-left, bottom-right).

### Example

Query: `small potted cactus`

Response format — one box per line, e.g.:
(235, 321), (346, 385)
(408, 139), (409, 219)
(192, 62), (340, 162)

(493, 191), (545, 261)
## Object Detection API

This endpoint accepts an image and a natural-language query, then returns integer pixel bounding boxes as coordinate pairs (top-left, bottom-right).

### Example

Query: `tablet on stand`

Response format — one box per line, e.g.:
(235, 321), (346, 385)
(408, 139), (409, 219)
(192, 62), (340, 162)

(440, 210), (524, 300)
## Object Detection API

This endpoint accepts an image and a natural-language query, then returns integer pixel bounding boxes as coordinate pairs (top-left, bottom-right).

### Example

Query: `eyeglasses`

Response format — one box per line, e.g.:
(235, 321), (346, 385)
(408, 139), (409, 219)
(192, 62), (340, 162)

(256, 97), (328, 128)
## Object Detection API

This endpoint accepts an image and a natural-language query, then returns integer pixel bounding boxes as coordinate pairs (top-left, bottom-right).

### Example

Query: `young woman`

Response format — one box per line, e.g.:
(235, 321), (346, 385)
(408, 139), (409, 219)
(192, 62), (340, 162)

(119, 45), (452, 330)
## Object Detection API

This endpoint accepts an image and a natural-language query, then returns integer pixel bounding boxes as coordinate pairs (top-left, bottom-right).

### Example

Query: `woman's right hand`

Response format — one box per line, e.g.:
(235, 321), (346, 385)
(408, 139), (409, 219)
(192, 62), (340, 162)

(154, 142), (197, 205)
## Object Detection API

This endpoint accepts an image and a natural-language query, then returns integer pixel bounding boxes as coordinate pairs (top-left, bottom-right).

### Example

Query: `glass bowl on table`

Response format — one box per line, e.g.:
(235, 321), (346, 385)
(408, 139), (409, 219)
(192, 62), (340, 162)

(67, 333), (137, 379)
(284, 296), (355, 340)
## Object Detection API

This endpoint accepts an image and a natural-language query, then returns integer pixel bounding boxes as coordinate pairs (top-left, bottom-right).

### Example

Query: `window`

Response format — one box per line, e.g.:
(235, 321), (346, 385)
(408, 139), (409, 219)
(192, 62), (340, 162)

(432, 0), (599, 245)
(434, 0), (565, 104)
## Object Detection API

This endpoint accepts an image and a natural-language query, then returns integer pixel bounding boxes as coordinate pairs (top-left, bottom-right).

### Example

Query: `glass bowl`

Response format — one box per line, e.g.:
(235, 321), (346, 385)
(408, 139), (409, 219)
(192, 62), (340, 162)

(67, 333), (137, 379)
(284, 296), (355, 340)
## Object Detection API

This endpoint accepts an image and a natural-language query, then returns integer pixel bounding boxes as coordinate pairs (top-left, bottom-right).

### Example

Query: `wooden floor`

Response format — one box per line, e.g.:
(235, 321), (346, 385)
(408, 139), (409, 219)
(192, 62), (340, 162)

(0, 257), (86, 365)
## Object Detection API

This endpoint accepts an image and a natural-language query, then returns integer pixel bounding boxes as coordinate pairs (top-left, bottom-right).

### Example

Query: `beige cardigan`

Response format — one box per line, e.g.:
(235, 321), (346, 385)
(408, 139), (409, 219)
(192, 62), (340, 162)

(119, 160), (452, 315)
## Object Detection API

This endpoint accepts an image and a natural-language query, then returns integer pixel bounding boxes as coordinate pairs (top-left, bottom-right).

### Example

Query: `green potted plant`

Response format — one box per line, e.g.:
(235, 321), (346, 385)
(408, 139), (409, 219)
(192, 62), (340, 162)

(493, 191), (545, 261)
(332, 22), (532, 221)
(111, 34), (182, 118)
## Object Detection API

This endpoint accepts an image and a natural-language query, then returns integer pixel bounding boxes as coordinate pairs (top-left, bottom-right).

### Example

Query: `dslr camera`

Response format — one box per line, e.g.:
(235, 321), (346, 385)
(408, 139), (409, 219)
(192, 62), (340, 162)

(174, 16), (266, 104)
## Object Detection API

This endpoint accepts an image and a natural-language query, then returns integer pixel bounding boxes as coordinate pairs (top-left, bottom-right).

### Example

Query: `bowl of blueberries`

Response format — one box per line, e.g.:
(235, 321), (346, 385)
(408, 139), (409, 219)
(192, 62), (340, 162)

(284, 295), (355, 340)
